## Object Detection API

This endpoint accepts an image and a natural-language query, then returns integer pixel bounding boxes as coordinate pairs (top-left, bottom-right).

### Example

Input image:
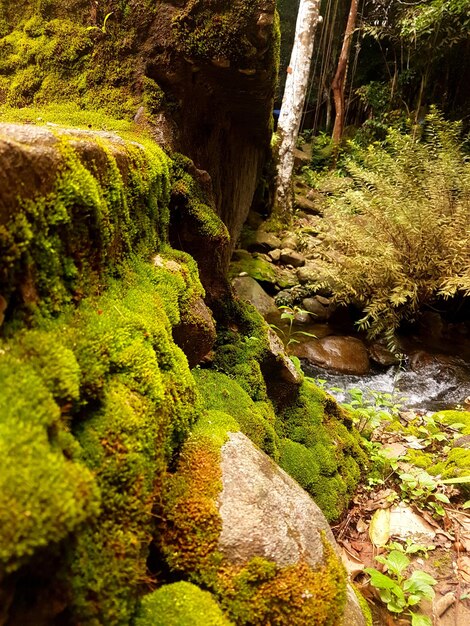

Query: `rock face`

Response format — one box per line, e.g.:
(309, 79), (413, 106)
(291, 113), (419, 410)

(148, 0), (279, 266)
(218, 432), (366, 625)
(292, 335), (370, 375)
(1, 1), (279, 273)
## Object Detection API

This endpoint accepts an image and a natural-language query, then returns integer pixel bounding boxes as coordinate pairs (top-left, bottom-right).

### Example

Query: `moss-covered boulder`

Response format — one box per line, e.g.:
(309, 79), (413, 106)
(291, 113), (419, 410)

(159, 413), (367, 625)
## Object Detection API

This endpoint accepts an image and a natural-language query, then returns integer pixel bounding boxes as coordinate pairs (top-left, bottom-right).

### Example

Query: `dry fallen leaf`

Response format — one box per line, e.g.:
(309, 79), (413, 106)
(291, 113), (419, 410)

(340, 546), (365, 579)
(459, 555), (470, 583)
(433, 592), (456, 618)
(369, 508), (391, 547)
(389, 504), (436, 541)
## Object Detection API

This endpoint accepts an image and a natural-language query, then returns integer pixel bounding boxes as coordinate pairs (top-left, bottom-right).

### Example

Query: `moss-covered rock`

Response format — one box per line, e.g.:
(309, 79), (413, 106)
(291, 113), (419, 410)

(136, 581), (233, 626)
(0, 123), (171, 319)
(193, 369), (279, 459)
(276, 380), (368, 521)
(0, 353), (99, 575)
(159, 416), (362, 625)
(433, 410), (470, 435)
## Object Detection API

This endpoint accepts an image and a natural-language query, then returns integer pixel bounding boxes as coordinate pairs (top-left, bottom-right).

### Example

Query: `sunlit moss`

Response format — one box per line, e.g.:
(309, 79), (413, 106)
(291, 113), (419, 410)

(136, 581), (233, 626)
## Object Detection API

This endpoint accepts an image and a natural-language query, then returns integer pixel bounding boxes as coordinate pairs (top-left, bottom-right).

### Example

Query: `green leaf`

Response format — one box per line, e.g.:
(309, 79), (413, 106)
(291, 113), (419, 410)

(403, 571), (436, 600)
(410, 612), (432, 626)
(434, 492), (450, 503)
(377, 550), (410, 577)
(364, 567), (398, 591)
(441, 475), (470, 484)
(407, 593), (422, 606)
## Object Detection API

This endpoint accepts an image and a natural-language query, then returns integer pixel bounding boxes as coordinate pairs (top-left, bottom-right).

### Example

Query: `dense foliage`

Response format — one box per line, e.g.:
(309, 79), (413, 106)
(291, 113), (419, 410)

(312, 110), (470, 342)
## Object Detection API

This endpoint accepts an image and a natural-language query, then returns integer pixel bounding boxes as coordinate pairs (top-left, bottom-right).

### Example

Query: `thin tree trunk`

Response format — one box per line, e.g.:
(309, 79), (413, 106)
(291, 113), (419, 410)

(275, 0), (322, 216)
(331, 0), (359, 145)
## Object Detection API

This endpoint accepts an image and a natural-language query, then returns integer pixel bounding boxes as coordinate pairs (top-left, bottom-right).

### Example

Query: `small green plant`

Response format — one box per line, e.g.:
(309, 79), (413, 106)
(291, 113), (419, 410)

(386, 538), (435, 558)
(397, 469), (450, 517)
(336, 386), (405, 433)
(86, 11), (113, 34)
(272, 305), (316, 351)
(365, 550), (436, 625)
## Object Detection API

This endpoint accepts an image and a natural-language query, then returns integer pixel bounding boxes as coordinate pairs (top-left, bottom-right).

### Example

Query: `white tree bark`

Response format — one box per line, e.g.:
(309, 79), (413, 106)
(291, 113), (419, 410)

(275, 0), (322, 215)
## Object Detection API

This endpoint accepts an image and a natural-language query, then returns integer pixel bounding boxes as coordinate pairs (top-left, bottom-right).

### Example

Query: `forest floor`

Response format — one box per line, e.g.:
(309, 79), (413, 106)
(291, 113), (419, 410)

(329, 403), (470, 625)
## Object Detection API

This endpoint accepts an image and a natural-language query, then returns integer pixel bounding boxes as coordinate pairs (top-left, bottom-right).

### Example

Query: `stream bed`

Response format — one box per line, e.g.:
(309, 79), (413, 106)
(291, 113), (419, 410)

(303, 358), (470, 413)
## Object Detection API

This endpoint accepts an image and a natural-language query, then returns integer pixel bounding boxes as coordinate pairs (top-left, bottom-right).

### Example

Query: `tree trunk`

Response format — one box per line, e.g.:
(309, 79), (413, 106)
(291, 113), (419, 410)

(331, 0), (359, 145)
(275, 0), (322, 216)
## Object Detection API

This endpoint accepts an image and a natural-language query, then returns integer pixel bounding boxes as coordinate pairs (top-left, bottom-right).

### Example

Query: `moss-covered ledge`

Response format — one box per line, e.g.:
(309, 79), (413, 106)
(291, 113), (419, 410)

(0, 121), (213, 624)
(0, 122), (172, 317)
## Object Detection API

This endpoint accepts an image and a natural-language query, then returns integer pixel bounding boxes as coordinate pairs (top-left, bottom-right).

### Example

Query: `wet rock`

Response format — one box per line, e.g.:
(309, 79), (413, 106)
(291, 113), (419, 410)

(231, 276), (277, 317)
(279, 249), (305, 268)
(274, 285), (309, 307)
(369, 342), (400, 367)
(254, 252), (273, 263)
(302, 296), (330, 321)
(231, 248), (251, 262)
(276, 267), (299, 289)
(294, 309), (310, 324)
(292, 336), (370, 375)
(246, 230), (281, 253)
(218, 432), (367, 625)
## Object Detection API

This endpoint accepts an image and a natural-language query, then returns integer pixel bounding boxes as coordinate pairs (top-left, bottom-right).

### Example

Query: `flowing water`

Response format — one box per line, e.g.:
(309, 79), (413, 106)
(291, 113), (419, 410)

(303, 358), (470, 413)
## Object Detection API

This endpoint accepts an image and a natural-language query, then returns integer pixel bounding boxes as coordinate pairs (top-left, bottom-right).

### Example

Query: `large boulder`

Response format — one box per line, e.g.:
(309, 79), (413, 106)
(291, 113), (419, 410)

(161, 418), (367, 625)
(217, 432), (366, 625)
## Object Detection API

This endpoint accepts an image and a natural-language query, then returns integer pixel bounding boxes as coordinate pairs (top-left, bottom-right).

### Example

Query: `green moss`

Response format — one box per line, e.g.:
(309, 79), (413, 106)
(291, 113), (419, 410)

(433, 410), (470, 435)
(193, 369), (279, 460)
(172, 0), (263, 63)
(0, 251), (203, 621)
(276, 380), (367, 521)
(0, 353), (100, 575)
(142, 76), (165, 116)
(216, 540), (347, 626)
(170, 154), (230, 241)
(8, 328), (80, 402)
(229, 254), (278, 284)
(136, 581), (233, 626)
(159, 431), (224, 582)
(352, 584), (373, 626)
(211, 298), (272, 401)
(0, 102), (135, 131)
(0, 126), (171, 318)
(405, 449), (434, 469)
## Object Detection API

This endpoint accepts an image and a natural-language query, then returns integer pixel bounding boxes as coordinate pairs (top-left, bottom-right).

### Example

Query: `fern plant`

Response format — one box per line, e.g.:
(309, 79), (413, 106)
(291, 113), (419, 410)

(312, 109), (470, 343)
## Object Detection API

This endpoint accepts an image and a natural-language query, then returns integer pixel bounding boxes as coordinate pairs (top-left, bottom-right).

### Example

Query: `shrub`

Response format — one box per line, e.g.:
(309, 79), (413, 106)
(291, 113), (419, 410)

(313, 109), (470, 343)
